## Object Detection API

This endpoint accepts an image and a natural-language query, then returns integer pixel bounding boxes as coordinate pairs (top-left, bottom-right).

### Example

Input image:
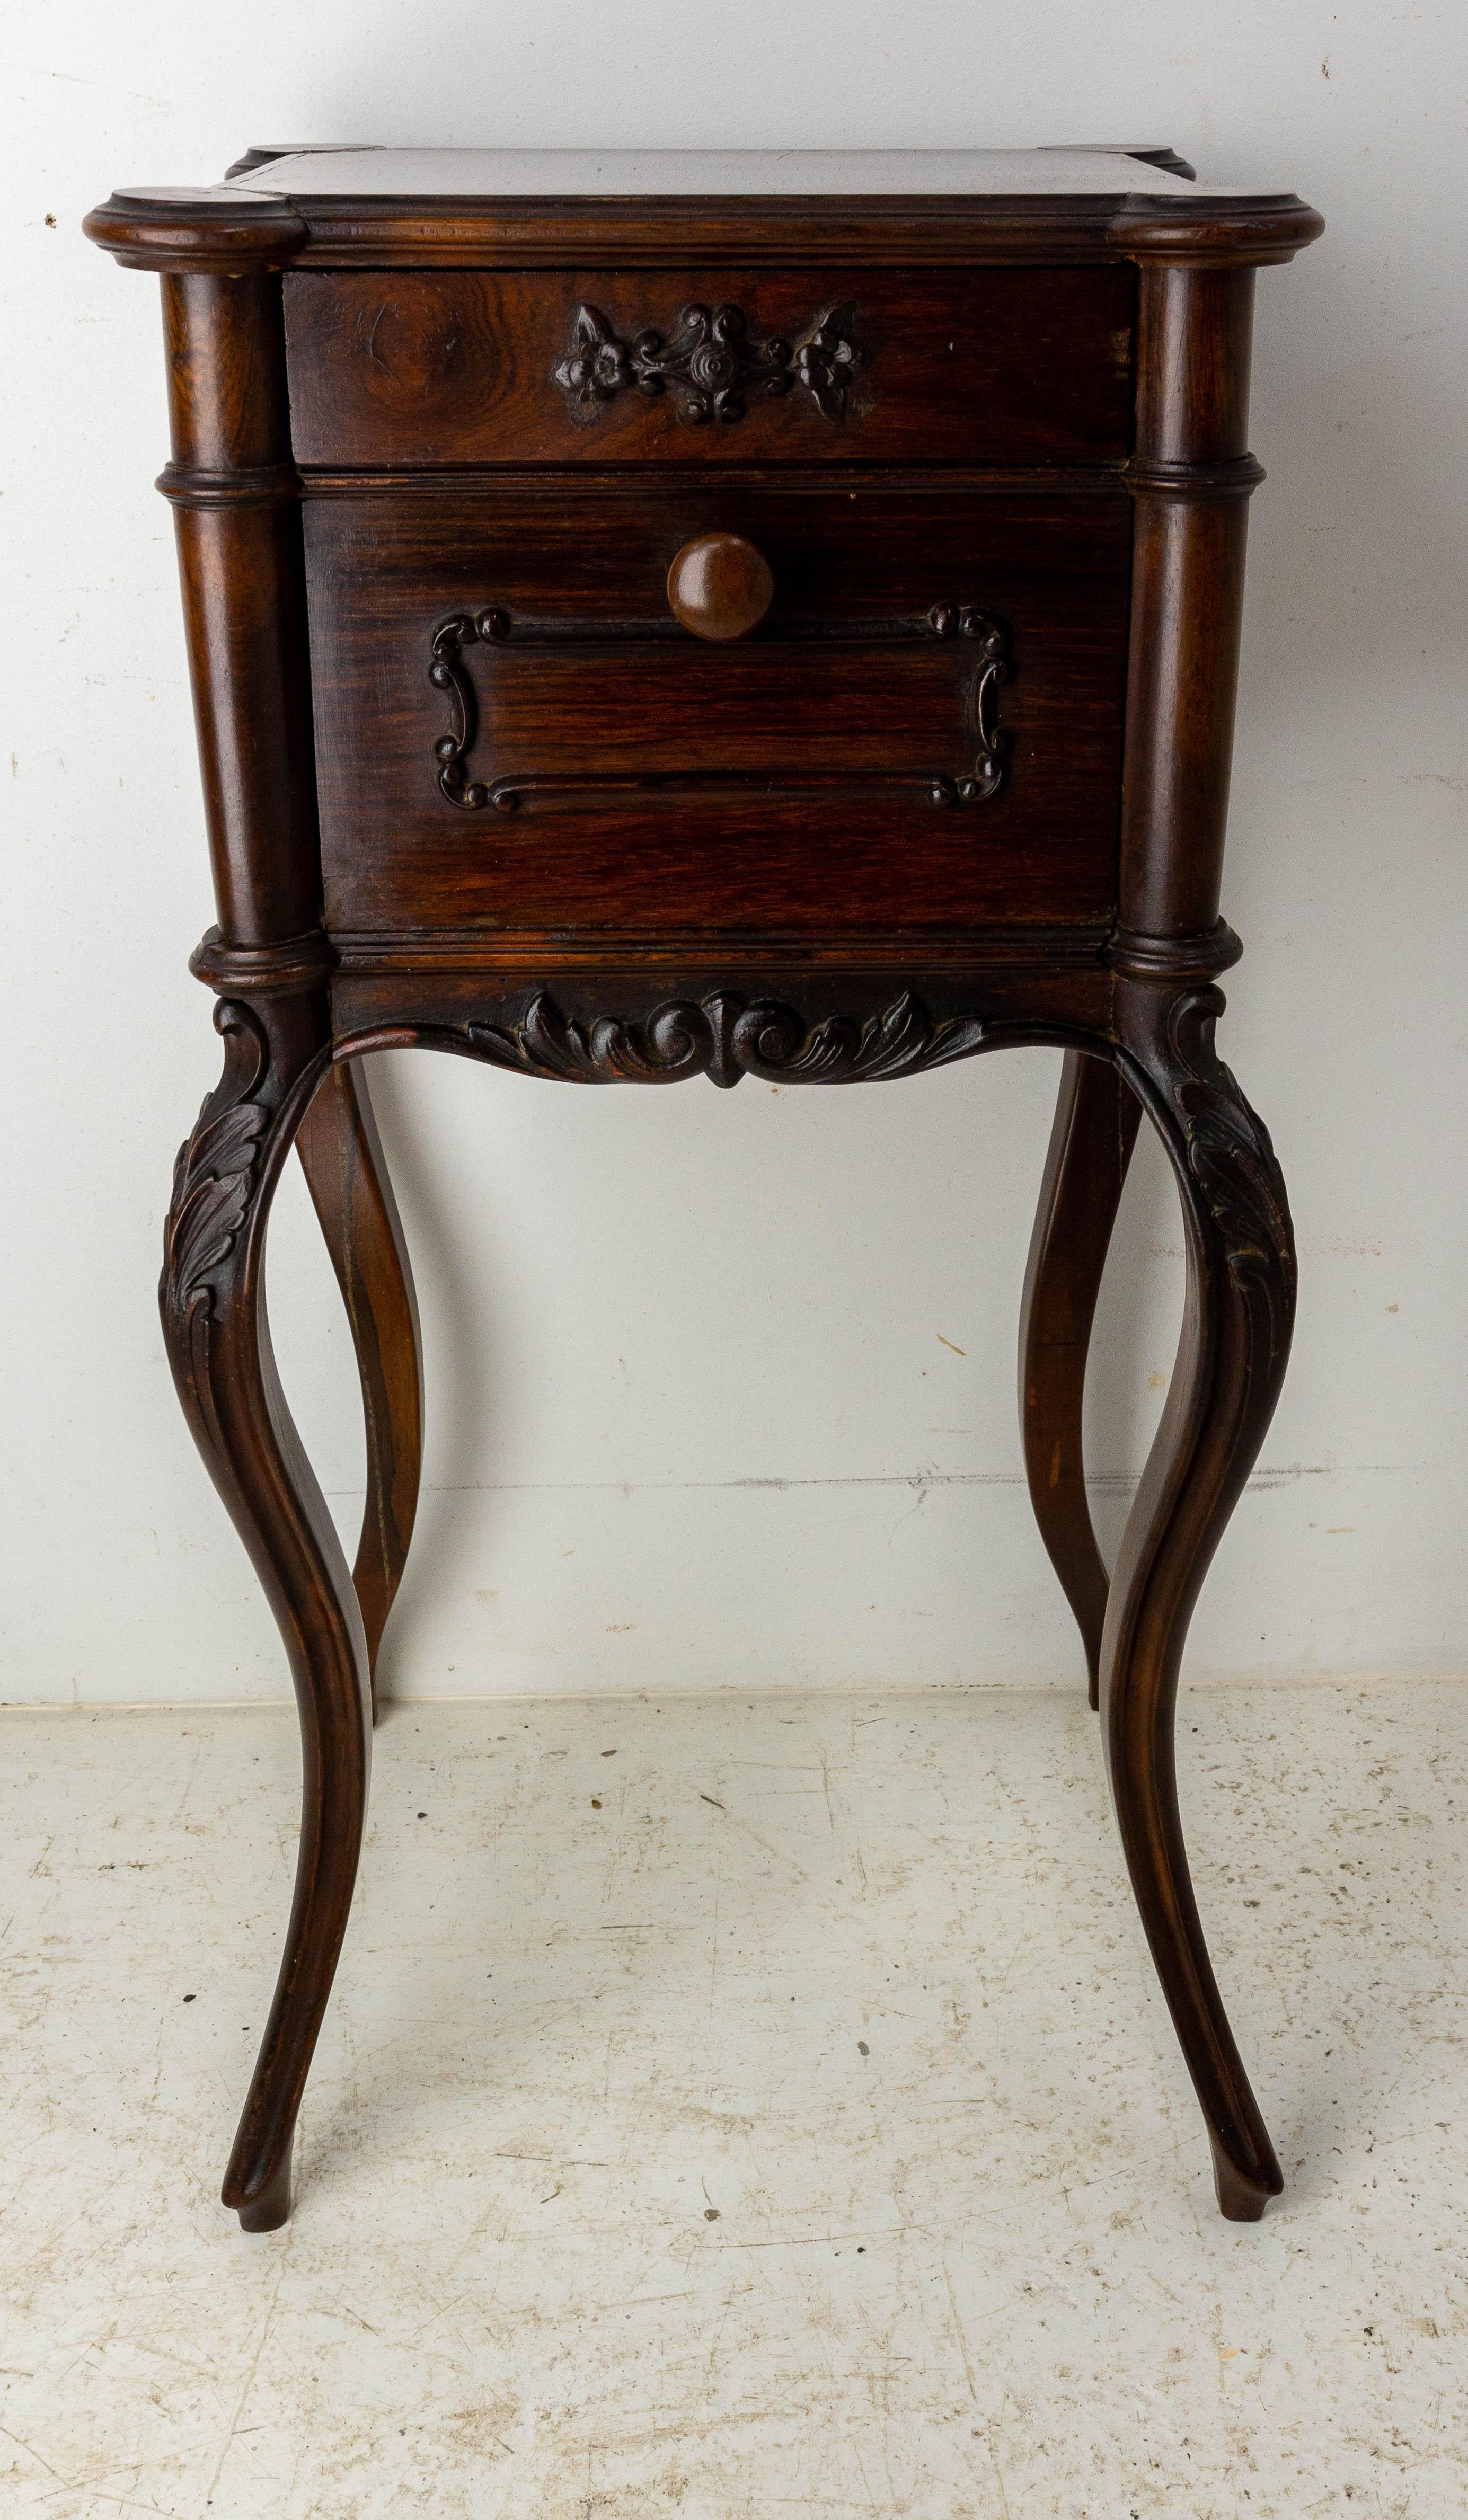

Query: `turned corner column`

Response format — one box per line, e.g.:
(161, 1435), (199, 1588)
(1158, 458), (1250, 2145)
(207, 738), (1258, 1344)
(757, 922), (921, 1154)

(1105, 200), (1321, 1000)
(1103, 193), (1321, 992)
(84, 188), (331, 1049)
(1115, 255), (1261, 982)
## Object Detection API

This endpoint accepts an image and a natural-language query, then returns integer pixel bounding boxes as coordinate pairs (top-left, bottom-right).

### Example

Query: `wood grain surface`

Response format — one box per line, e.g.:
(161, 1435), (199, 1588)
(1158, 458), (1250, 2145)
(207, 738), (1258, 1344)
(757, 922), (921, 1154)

(284, 265), (1136, 467)
(304, 485), (1131, 939)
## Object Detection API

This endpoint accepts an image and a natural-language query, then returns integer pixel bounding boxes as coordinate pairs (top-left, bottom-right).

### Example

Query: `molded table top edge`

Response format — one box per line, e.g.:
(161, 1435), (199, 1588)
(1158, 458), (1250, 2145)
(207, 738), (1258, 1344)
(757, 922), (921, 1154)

(84, 148), (1323, 273)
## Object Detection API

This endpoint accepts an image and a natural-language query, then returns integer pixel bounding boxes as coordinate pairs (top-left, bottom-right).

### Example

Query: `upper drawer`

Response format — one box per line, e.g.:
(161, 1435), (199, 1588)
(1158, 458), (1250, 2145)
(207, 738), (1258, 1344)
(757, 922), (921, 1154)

(283, 267), (1135, 469)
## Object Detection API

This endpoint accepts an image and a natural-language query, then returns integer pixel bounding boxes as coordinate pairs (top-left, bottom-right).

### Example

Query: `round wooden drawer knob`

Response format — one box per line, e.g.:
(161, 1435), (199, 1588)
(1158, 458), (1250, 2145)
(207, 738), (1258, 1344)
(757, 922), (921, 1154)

(666, 532), (774, 642)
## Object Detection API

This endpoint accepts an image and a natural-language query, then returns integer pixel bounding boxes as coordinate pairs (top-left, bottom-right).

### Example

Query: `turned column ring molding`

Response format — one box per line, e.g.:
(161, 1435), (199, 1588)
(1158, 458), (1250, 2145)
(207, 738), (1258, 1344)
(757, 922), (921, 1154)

(189, 927), (338, 996)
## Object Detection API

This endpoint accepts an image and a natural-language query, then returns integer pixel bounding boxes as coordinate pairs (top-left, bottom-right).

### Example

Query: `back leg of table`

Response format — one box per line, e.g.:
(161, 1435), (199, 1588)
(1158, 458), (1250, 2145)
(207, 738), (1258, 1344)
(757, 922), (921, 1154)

(1019, 1048), (1143, 1708)
(296, 1058), (424, 1722)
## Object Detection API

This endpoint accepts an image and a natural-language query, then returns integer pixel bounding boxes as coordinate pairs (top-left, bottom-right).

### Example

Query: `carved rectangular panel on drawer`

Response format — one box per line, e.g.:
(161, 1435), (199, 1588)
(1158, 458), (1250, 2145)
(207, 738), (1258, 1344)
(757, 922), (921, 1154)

(305, 485), (1130, 946)
(284, 267), (1134, 468)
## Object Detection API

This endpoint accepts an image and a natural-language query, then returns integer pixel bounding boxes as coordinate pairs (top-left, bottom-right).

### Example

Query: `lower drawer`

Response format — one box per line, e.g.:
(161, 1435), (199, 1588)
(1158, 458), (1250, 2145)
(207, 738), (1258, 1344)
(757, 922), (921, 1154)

(305, 485), (1130, 946)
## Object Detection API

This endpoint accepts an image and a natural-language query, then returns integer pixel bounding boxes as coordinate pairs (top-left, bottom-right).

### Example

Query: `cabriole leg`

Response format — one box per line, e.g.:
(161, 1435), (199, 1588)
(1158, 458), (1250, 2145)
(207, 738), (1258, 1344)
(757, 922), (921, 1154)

(1100, 979), (1296, 2220)
(1019, 1048), (1143, 1707)
(296, 1058), (423, 1721)
(162, 992), (372, 2232)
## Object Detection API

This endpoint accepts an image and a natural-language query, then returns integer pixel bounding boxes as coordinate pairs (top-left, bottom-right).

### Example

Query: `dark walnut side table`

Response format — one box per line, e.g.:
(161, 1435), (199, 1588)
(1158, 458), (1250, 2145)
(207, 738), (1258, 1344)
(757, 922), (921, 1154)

(86, 146), (1322, 2233)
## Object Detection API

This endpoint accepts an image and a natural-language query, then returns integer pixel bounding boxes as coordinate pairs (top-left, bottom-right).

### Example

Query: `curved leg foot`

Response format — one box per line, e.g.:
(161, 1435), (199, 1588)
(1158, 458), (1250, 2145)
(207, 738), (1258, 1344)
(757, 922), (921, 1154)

(1213, 2140), (1271, 2223)
(1019, 1049), (1142, 1707)
(296, 1058), (423, 1721)
(1102, 980), (1296, 2220)
(162, 994), (372, 2229)
(236, 2139), (293, 2234)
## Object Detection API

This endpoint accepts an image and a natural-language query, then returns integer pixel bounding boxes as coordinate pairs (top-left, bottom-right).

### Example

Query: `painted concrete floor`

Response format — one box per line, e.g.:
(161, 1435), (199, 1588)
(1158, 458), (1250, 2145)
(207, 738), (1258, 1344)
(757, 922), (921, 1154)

(2, 1679), (1466, 2518)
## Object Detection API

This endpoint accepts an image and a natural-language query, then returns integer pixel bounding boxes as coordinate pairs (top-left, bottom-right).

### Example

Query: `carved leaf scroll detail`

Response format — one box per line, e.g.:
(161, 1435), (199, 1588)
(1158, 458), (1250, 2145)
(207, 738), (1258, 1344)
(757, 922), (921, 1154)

(1164, 986), (1297, 1356)
(163, 1001), (271, 1321)
(554, 300), (861, 425)
(462, 990), (989, 1092)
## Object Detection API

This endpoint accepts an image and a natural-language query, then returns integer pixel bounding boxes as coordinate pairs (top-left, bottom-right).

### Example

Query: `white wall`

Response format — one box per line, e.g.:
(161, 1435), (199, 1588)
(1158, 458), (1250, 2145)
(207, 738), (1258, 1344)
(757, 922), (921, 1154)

(4, 3), (1465, 1703)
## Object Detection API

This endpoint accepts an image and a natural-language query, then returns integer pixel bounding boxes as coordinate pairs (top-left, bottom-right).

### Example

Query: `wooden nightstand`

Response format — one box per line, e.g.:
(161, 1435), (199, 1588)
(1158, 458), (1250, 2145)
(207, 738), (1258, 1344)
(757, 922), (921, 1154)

(86, 146), (1322, 2233)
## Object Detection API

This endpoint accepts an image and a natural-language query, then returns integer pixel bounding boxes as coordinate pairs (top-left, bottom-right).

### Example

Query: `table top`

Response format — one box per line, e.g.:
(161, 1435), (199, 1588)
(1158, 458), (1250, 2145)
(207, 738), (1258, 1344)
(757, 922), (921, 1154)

(220, 145), (1255, 201)
(91, 143), (1321, 281)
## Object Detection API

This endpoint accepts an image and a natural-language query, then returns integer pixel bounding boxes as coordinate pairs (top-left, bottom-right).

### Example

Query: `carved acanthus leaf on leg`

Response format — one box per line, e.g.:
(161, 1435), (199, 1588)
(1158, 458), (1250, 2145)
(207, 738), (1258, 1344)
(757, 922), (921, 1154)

(163, 1000), (271, 1330)
(1159, 983), (1296, 1364)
